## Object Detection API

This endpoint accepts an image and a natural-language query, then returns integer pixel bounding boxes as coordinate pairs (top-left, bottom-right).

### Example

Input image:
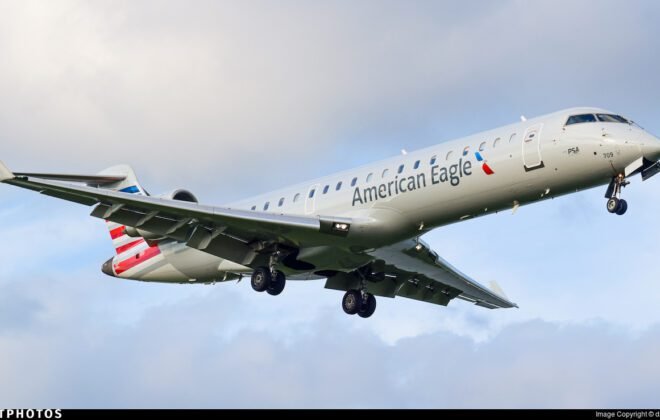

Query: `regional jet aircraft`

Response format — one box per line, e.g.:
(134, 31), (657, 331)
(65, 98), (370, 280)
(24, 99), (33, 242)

(2, 107), (659, 318)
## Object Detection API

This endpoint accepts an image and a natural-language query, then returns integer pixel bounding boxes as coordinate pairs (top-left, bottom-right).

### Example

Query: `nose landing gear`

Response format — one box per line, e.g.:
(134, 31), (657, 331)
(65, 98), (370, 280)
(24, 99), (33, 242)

(605, 174), (629, 216)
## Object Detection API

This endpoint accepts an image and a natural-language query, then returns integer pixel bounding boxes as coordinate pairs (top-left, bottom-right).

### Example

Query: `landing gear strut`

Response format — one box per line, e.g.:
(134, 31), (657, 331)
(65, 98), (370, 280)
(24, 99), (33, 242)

(342, 289), (377, 318)
(606, 174), (629, 216)
(267, 271), (286, 296)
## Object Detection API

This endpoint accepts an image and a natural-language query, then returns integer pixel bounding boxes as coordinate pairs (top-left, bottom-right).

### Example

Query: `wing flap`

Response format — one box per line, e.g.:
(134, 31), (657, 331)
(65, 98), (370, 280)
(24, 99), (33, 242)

(3, 172), (355, 269)
(367, 239), (517, 309)
(41, 189), (100, 206)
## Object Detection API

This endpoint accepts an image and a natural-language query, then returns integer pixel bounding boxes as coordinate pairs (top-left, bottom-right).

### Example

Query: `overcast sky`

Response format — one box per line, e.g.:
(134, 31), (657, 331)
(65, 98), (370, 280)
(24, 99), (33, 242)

(0, 0), (659, 408)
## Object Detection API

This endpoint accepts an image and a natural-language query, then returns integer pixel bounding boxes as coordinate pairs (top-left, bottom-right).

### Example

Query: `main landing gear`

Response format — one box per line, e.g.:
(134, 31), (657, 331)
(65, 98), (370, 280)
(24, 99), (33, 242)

(251, 266), (286, 296)
(342, 289), (377, 318)
(606, 174), (629, 216)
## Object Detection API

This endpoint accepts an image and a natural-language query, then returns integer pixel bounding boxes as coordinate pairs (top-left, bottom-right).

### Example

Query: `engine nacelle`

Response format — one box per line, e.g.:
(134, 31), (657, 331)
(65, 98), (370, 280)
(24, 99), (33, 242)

(125, 189), (198, 241)
(124, 226), (165, 240)
(155, 189), (199, 203)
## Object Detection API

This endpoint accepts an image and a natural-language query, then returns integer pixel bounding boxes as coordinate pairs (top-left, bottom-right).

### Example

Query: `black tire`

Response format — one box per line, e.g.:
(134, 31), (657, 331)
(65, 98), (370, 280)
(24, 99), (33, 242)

(251, 267), (272, 292)
(358, 293), (377, 318)
(606, 197), (620, 214)
(616, 199), (628, 216)
(342, 289), (361, 315)
(267, 271), (286, 296)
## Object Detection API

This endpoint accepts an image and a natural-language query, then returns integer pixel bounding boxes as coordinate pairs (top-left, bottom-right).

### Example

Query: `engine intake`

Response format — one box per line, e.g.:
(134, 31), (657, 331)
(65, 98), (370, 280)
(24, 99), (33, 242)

(157, 189), (198, 203)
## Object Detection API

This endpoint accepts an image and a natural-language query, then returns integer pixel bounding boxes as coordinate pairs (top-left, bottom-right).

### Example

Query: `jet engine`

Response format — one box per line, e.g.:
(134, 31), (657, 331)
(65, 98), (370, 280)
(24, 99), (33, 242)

(155, 189), (198, 203)
(124, 189), (198, 240)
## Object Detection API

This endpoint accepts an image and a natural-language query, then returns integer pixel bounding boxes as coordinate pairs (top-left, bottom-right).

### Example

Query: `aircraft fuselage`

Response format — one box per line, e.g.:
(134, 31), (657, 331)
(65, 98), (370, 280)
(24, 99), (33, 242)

(106, 107), (660, 283)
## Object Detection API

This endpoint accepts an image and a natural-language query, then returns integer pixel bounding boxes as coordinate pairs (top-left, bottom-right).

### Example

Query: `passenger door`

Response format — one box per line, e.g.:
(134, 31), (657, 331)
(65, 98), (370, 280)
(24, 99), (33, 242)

(522, 123), (544, 170)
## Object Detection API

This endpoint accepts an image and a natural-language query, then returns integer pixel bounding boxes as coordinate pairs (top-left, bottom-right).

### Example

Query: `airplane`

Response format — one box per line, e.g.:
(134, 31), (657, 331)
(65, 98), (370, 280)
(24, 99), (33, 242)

(1, 107), (659, 318)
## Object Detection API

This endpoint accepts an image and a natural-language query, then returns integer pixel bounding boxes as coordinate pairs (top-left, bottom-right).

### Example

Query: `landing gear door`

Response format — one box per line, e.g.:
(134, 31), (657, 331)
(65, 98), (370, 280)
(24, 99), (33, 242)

(522, 123), (544, 171)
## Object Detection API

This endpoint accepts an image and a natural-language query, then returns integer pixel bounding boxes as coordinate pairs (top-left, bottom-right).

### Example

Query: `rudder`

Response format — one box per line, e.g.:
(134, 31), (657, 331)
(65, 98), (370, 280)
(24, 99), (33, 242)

(96, 164), (148, 254)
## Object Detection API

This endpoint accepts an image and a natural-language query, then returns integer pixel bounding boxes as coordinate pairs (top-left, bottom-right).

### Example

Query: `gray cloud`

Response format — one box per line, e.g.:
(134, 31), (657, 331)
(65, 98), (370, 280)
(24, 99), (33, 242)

(1, 1), (658, 198)
(0, 276), (659, 408)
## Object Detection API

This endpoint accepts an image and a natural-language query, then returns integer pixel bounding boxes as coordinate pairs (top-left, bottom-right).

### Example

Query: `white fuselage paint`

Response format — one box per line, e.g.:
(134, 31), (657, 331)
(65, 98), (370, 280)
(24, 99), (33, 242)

(113, 107), (660, 283)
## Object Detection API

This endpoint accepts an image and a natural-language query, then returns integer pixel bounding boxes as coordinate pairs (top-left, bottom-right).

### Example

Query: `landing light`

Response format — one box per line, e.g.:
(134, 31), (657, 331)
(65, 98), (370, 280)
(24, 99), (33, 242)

(415, 243), (424, 252)
(333, 222), (350, 232)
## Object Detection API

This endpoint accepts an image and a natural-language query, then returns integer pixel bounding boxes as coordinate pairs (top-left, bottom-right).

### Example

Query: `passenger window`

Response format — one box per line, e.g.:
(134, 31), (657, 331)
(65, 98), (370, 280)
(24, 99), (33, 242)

(309, 189), (315, 198)
(445, 151), (453, 161)
(366, 173), (373, 183)
(398, 164), (404, 174)
(323, 185), (329, 194)
(351, 177), (358, 187)
(462, 146), (470, 156)
(479, 142), (487, 152)
(430, 155), (437, 165)
(566, 114), (597, 125)
(336, 181), (342, 191)
(382, 168), (389, 178)
(509, 133), (517, 143)
(278, 197), (285, 207)
(251, 205), (256, 211)
(263, 202), (270, 211)
(493, 137), (501, 148)
(414, 160), (420, 169)
(293, 193), (301, 202)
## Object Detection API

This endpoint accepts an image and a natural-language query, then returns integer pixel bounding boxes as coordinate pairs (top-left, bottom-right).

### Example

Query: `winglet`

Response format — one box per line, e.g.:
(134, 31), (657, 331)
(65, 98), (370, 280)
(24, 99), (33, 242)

(0, 161), (15, 182)
(489, 281), (509, 300)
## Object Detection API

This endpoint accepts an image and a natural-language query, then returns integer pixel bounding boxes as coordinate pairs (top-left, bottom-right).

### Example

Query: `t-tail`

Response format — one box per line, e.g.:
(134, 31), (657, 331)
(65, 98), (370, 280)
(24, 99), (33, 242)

(90, 165), (166, 278)
(95, 165), (149, 256)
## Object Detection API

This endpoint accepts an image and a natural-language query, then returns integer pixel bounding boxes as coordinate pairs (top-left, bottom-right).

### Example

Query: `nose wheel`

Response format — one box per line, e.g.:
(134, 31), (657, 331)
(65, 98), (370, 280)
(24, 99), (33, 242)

(605, 174), (629, 216)
(606, 197), (628, 215)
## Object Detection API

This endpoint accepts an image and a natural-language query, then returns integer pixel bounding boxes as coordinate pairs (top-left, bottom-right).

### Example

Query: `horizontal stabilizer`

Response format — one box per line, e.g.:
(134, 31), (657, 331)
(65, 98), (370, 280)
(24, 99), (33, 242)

(0, 161), (15, 182)
(14, 172), (126, 185)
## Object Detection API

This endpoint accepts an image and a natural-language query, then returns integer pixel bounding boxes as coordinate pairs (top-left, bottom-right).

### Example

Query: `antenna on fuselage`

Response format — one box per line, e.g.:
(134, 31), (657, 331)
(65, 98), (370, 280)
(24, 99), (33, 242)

(401, 149), (408, 155)
(520, 115), (527, 122)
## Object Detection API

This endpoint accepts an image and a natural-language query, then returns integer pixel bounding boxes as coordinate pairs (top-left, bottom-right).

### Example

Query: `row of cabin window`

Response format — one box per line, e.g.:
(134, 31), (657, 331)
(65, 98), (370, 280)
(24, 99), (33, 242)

(251, 133), (518, 211)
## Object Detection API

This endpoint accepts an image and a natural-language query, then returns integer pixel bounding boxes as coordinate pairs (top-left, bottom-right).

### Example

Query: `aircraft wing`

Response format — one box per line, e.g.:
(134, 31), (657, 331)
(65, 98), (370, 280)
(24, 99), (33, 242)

(326, 238), (517, 309)
(0, 162), (351, 268)
(1, 162), (517, 309)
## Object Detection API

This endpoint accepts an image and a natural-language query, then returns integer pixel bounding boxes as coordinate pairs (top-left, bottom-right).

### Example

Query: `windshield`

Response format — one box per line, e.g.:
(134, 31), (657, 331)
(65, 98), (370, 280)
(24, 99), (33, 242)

(566, 114), (597, 125)
(566, 113), (630, 126)
(596, 114), (630, 123)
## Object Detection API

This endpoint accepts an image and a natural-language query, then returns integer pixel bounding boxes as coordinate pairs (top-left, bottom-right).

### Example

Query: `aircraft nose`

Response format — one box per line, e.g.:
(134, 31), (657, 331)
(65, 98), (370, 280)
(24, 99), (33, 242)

(101, 258), (116, 277)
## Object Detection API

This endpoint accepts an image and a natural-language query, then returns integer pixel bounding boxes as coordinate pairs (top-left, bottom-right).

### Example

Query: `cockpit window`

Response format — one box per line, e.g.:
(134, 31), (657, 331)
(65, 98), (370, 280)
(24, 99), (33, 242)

(566, 114), (597, 125)
(596, 114), (630, 124)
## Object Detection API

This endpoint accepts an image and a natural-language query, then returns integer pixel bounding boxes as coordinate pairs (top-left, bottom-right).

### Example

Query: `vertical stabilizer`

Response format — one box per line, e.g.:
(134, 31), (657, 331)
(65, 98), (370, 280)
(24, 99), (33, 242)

(95, 164), (148, 254)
